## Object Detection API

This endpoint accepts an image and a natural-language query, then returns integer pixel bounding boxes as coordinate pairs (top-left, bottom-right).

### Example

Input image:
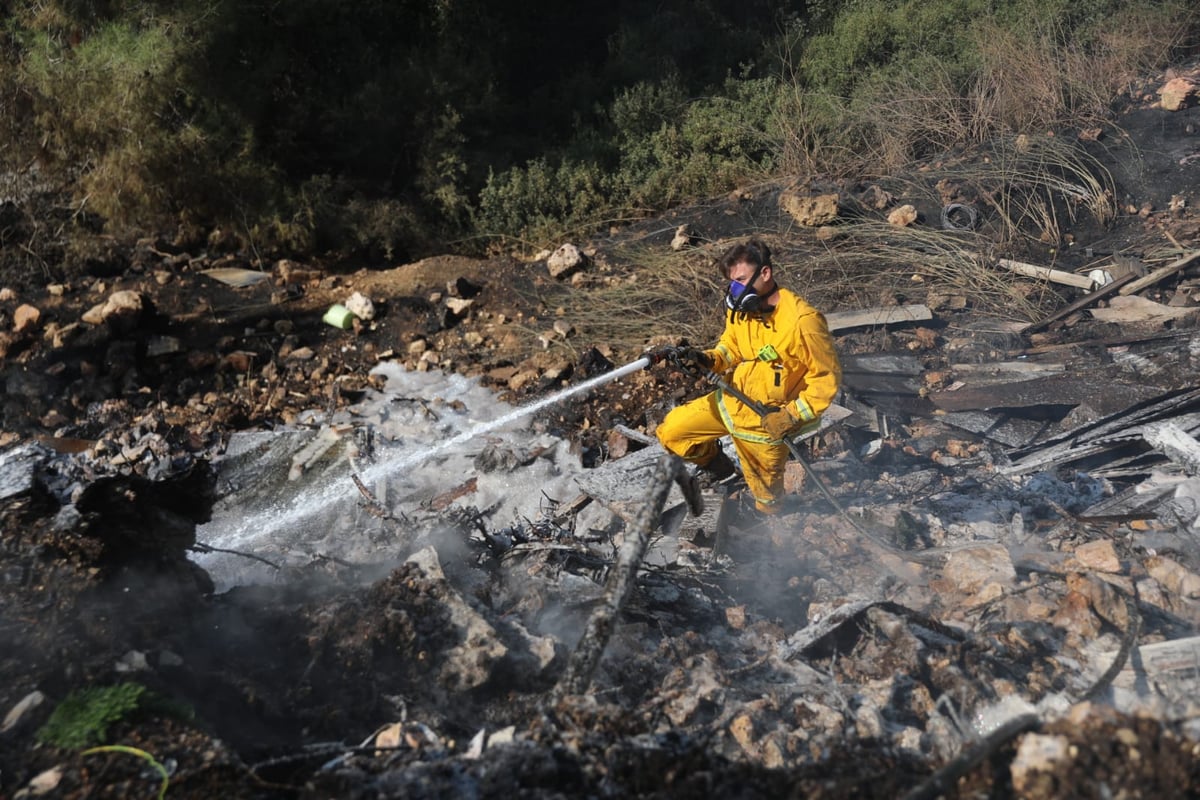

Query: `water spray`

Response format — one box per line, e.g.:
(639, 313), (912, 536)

(204, 356), (654, 549)
(358, 356), (651, 481)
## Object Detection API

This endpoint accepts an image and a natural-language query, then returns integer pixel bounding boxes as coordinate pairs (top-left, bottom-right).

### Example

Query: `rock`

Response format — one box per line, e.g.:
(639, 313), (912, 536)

(1, 690), (45, 735)
(275, 258), (322, 285)
(1052, 589), (1101, 639)
(446, 297), (474, 316)
(854, 698), (886, 740)
(729, 713), (757, 756)
(115, 649), (150, 672)
(80, 289), (145, 333)
(1066, 572), (1129, 630)
(887, 204), (918, 227)
(942, 543), (1016, 594)
(1072, 540), (1121, 573)
(406, 547), (507, 691)
(287, 347), (315, 361)
(670, 225), (694, 251)
(222, 351), (257, 372)
(793, 697), (844, 735)
(725, 605), (747, 630)
(487, 365), (517, 383)
(547, 243), (589, 279)
(1145, 555), (1200, 599)
(13, 304), (40, 334)
(508, 369), (539, 392)
(24, 766), (63, 795)
(1010, 733), (1071, 795)
(345, 291), (376, 321)
(1159, 77), (1197, 111)
(779, 189), (839, 226)
(859, 185), (893, 210)
(663, 653), (724, 726)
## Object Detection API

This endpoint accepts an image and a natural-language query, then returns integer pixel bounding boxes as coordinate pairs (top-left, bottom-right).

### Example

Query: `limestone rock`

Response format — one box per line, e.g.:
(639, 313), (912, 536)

(943, 543), (1016, 594)
(1159, 77), (1197, 111)
(547, 243), (589, 279)
(1072, 540), (1121, 573)
(887, 204), (918, 227)
(407, 546), (508, 692)
(1145, 555), (1200, 599)
(345, 291), (376, 321)
(445, 297), (474, 316)
(1011, 733), (1071, 795)
(12, 304), (40, 334)
(80, 290), (145, 332)
(779, 190), (839, 227)
(859, 184), (893, 210)
(671, 225), (694, 251)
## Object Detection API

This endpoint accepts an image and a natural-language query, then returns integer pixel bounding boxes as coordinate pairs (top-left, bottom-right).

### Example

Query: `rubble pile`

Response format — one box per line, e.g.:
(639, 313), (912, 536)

(5, 286), (1200, 797)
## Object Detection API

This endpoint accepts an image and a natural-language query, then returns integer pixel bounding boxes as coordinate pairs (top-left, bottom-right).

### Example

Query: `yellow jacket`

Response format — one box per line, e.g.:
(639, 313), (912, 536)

(704, 288), (841, 442)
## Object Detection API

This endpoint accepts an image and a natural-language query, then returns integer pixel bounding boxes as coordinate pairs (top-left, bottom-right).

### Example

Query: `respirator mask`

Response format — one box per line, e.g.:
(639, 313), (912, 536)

(724, 263), (768, 319)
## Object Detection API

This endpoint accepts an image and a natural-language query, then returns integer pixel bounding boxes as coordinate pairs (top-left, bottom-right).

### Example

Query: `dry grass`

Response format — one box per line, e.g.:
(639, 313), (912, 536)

(523, 243), (727, 360)
(784, 3), (1198, 179)
(972, 6), (1197, 135)
(536, 220), (1056, 367)
(944, 134), (1116, 245)
(796, 223), (1048, 321)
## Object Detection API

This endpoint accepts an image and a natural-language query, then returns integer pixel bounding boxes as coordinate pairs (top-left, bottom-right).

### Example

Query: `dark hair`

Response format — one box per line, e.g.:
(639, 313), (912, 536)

(718, 238), (771, 278)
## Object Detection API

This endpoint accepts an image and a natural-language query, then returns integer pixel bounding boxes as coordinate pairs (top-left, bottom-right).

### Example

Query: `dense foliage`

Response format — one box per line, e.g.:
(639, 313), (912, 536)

(0, 0), (1195, 265)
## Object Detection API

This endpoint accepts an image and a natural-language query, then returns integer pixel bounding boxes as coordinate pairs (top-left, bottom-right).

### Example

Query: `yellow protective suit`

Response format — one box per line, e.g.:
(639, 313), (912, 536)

(656, 287), (841, 512)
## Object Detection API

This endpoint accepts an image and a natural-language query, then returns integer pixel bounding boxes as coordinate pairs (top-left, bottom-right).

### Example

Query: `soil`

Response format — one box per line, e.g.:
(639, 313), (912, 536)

(3, 67), (1200, 798)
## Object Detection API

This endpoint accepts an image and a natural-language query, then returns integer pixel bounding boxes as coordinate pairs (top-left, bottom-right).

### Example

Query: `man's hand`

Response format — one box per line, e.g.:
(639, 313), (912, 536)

(648, 346), (712, 371)
(677, 347), (713, 371)
(760, 406), (798, 439)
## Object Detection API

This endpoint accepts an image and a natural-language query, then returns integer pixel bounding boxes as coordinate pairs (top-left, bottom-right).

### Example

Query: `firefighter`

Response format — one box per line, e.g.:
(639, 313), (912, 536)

(653, 239), (842, 522)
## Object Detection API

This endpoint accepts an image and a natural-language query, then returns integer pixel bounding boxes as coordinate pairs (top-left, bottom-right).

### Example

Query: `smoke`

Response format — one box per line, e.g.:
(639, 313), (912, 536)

(195, 361), (637, 592)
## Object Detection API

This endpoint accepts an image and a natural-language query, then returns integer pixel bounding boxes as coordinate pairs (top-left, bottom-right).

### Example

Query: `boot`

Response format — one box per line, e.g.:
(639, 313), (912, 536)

(697, 447), (737, 487)
(720, 489), (771, 532)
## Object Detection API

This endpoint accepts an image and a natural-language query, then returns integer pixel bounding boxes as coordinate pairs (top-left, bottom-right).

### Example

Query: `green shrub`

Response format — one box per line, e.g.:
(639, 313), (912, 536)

(613, 72), (780, 208)
(477, 71), (781, 245)
(37, 683), (148, 749)
(799, 0), (989, 98)
(475, 157), (616, 247)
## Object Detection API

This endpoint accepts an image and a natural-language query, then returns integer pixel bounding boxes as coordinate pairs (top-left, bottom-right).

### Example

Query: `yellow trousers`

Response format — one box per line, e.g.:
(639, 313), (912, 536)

(655, 392), (790, 513)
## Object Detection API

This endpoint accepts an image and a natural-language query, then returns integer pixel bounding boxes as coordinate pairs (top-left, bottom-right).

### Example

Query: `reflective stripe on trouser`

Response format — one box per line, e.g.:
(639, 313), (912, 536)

(655, 392), (789, 513)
